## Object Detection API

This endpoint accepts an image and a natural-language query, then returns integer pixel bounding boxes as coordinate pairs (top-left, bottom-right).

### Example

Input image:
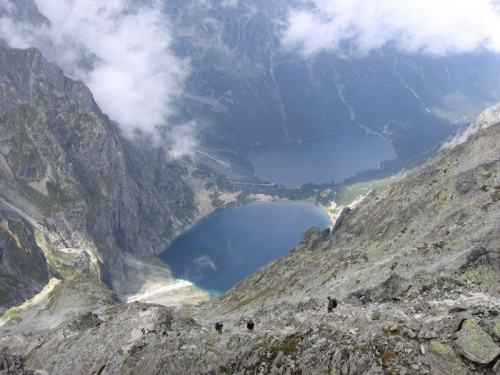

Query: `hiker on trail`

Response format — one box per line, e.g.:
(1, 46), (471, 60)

(327, 296), (337, 313)
(215, 322), (223, 334)
(247, 319), (254, 332)
(62, 329), (67, 339)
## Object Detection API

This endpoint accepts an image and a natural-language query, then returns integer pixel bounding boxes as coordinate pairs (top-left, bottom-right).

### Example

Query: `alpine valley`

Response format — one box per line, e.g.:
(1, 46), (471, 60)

(0, 1), (499, 375)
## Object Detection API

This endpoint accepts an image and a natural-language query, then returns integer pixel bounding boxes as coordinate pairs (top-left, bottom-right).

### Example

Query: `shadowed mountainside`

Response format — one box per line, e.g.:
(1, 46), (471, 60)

(0, 46), (196, 311)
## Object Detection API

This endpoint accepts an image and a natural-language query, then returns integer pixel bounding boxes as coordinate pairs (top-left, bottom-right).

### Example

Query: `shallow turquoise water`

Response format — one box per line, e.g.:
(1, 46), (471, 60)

(240, 134), (396, 188)
(160, 201), (332, 296)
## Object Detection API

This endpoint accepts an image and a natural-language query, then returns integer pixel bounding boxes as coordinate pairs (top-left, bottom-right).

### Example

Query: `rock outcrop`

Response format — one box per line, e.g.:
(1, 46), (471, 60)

(427, 340), (469, 375)
(443, 102), (500, 150)
(0, 46), (196, 310)
(456, 319), (500, 365)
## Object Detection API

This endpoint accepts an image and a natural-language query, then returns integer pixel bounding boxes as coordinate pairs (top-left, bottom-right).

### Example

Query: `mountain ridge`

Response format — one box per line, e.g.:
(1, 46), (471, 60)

(1, 106), (499, 374)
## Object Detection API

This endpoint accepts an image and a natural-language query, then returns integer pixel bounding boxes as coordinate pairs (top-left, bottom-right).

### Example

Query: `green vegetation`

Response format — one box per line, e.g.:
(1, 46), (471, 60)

(231, 294), (261, 311)
(1, 278), (61, 324)
(0, 306), (23, 324)
(334, 173), (404, 206)
(372, 310), (382, 320)
(230, 172), (404, 225)
(45, 247), (80, 279)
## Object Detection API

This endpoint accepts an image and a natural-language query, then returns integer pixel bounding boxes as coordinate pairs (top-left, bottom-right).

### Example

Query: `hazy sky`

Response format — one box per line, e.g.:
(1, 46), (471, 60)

(281, 0), (500, 58)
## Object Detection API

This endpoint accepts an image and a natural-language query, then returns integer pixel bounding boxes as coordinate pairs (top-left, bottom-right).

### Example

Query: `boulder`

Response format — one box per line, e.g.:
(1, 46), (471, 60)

(296, 297), (322, 312)
(449, 304), (468, 313)
(455, 318), (500, 365)
(297, 227), (329, 251)
(427, 341), (468, 375)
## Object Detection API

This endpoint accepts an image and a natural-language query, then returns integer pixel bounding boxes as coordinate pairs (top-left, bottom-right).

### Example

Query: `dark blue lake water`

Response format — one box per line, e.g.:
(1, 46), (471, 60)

(240, 134), (396, 188)
(160, 202), (331, 297)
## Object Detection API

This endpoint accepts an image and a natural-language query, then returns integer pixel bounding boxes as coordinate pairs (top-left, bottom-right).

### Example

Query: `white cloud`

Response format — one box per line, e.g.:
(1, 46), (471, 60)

(166, 121), (198, 160)
(281, 0), (500, 58)
(0, 0), (195, 156)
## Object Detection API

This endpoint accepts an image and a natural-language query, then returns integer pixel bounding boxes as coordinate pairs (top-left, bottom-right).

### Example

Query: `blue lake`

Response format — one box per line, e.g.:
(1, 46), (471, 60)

(240, 134), (397, 188)
(160, 201), (331, 297)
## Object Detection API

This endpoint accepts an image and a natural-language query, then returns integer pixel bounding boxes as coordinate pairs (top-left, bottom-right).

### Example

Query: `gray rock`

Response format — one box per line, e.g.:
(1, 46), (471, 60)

(332, 207), (350, 233)
(456, 318), (500, 365)
(449, 304), (468, 313)
(427, 341), (469, 375)
(297, 226), (330, 251)
(423, 331), (438, 340)
(389, 324), (399, 332)
(493, 321), (500, 340)
(296, 297), (322, 312)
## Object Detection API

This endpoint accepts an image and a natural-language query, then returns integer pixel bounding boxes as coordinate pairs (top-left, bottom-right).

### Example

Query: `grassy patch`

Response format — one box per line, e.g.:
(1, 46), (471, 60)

(335, 174), (404, 206)
(376, 220), (394, 238)
(231, 295), (260, 311)
(0, 306), (22, 323)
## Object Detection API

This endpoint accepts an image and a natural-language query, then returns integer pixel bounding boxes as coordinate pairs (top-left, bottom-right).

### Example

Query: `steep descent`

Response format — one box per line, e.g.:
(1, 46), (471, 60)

(1, 107), (499, 375)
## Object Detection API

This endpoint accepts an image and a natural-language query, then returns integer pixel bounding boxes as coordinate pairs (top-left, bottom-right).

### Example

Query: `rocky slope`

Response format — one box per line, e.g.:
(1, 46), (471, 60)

(443, 102), (500, 150)
(215, 123), (500, 314)
(1, 109), (499, 374)
(0, 46), (197, 311)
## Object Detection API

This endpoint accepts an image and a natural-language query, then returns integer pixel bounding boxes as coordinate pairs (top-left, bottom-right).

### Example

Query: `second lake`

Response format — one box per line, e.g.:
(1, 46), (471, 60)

(240, 134), (397, 188)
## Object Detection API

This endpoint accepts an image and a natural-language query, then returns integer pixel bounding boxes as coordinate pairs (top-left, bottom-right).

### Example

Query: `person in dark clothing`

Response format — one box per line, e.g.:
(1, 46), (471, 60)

(215, 322), (223, 334)
(327, 296), (337, 313)
(247, 319), (254, 332)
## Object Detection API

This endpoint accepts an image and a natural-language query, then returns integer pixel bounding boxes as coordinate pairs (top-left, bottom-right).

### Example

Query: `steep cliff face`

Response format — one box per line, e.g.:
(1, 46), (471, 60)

(0, 213), (50, 309)
(1, 107), (498, 375)
(0, 46), (196, 310)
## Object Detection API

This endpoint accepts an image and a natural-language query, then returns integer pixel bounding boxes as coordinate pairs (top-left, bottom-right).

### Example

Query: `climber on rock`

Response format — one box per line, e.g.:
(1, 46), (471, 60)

(247, 319), (254, 332)
(215, 321), (223, 334)
(327, 296), (337, 313)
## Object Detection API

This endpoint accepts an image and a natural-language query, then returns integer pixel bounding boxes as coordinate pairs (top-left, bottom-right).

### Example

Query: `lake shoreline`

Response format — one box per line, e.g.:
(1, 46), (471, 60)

(240, 133), (397, 188)
(160, 201), (332, 296)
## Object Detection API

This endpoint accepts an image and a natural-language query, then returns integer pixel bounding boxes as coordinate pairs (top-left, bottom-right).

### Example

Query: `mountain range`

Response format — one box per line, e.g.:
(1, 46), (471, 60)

(0, 1), (499, 374)
(0, 100), (498, 374)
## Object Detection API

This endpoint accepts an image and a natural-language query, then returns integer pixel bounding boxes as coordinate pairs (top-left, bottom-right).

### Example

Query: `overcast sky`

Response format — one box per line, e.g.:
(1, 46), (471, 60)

(281, 0), (500, 58)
